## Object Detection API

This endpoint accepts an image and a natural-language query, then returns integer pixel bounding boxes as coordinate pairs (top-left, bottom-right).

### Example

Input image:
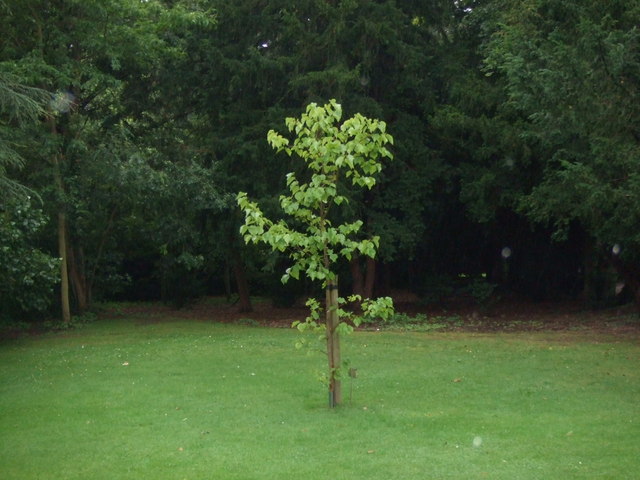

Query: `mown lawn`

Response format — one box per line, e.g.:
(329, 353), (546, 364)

(0, 315), (638, 479)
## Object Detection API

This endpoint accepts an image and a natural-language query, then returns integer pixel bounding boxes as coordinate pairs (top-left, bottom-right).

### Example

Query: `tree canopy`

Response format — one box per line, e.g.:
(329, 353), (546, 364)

(1, 0), (639, 322)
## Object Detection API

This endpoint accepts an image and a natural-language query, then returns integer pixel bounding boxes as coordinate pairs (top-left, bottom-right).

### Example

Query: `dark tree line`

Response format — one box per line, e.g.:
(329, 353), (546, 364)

(1, 0), (639, 322)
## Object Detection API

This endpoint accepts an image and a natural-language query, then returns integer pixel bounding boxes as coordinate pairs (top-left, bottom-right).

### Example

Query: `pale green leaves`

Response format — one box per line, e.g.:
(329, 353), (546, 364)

(360, 296), (395, 324)
(292, 294), (395, 342)
(238, 99), (394, 287)
(267, 99), (393, 194)
(237, 192), (270, 244)
(266, 130), (289, 151)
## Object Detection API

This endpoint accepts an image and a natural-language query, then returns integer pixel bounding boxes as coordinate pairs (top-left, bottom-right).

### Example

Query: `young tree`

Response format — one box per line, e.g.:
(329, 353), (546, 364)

(237, 100), (394, 407)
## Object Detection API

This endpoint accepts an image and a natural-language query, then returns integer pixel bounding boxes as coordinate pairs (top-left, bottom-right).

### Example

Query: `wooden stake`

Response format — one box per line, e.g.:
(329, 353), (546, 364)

(326, 279), (341, 407)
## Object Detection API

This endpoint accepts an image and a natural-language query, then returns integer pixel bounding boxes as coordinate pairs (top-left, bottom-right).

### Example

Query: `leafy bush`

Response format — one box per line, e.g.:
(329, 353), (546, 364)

(0, 197), (59, 321)
(387, 312), (429, 325)
(468, 276), (499, 308)
(385, 312), (463, 331)
(417, 274), (456, 305)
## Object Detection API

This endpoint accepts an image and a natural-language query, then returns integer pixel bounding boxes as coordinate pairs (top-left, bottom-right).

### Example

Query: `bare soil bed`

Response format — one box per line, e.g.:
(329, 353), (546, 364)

(119, 294), (640, 338)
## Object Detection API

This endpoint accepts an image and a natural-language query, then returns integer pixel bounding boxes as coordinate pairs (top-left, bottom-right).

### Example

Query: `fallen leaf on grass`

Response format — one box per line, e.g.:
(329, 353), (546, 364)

(452, 378), (462, 383)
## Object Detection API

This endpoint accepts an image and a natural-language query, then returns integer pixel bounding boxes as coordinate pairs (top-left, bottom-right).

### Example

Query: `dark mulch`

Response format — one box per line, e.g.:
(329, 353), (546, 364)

(3, 295), (639, 340)
(118, 295), (640, 337)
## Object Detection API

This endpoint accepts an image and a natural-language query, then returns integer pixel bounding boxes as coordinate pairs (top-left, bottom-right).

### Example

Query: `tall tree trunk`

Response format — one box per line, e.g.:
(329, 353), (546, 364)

(52, 158), (71, 323)
(58, 211), (71, 323)
(363, 257), (376, 299)
(67, 245), (89, 314)
(350, 255), (376, 299)
(349, 257), (364, 298)
(49, 116), (71, 323)
(56, 207), (72, 323)
(326, 278), (341, 407)
(610, 254), (640, 313)
(223, 262), (232, 301)
(231, 249), (252, 313)
(582, 237), (596, 303)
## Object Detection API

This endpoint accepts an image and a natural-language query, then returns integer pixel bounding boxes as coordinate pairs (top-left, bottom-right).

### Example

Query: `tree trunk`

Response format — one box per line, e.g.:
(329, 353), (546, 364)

(231, 250), (252, 313)
(326, 278), (341, 407)
(67, 245), (89, 314)
(53, 155), (71, 324)
(223, 262), (232, 301)
(363, 256), (376, 299)
(49, 116), (71, 323)
(57, 210), (72, 323)
(610, 254), (640, 313)
(349, 257), (364, 298)
(582, 237), (597, 303)
(350, 255), (376, 299)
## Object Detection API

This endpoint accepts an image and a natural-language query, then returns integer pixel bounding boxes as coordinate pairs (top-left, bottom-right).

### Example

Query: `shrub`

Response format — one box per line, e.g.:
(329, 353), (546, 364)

(0, 197), (59, 321)
(468, 276), (499, 308)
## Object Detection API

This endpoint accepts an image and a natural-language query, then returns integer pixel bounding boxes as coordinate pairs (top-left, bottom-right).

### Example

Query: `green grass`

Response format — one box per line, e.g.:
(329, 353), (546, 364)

(1, 317), (639, 479)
